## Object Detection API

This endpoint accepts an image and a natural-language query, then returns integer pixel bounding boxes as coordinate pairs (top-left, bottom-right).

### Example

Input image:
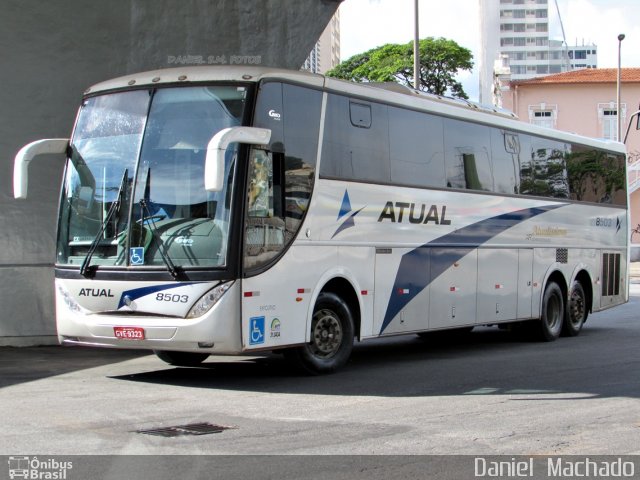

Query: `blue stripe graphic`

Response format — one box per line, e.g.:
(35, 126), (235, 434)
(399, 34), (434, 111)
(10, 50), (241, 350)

(337, 190), (352, 220)
(379, 204), (564, 334)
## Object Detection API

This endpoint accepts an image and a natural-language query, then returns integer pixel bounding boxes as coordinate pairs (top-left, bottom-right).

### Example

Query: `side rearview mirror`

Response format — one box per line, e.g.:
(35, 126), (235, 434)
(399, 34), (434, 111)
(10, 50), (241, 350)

(205, 127), (271, 192)
(623, 110), (640, 145)
(14, 138), (69, 199)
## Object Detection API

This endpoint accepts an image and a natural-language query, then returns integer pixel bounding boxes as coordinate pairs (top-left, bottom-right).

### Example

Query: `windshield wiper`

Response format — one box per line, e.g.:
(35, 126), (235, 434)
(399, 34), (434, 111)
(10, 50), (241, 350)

(80, 169), (128, 277)
(139, 199), (180, 279)
(138, 168), (181, 279)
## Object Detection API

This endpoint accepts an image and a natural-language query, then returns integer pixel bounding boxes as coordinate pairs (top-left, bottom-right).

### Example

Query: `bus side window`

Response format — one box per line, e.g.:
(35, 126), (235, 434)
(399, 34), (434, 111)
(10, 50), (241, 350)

(244, 148), (286, 270)
(247, 149), (274, 218)
(320, 94), (390, 183)
(389, 106), (445, 188)
(490, 129), (520, 194)
(443, 118), (493, 191)
(246, 83), (322, 272)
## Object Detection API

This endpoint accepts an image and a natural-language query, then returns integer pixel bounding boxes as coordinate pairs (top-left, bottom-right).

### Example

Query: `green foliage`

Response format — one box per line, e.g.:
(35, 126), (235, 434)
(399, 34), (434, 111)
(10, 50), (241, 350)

(326, 37), (473, 99)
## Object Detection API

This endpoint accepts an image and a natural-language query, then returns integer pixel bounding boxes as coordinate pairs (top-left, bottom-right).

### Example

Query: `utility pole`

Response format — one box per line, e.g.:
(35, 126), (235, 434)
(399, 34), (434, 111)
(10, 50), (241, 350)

(413, 0), (420, 89)
(617, 33), (625, 142)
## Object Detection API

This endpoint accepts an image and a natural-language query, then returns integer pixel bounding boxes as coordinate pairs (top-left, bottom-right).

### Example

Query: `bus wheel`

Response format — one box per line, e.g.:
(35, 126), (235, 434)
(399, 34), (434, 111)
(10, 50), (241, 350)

(286, 292), (354, 375)
(537, 281), (564, 342)
(154, 350), (209, 367)
(562, 281), (587, 337)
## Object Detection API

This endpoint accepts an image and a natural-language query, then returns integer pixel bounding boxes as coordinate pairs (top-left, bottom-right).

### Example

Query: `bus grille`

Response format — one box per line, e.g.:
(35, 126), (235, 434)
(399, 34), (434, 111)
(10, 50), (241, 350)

(556, 248), (568, 264)
(601, 252), (621, 296)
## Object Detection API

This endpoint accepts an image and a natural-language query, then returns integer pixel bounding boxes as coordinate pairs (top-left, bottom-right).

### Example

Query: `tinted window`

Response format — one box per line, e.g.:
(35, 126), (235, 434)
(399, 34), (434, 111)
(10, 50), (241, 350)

(520, 137), (569, 199)
(566, 145), (626, 205)
(389, 107), (445, 188)
(244, 149), (285, 270)
(490, 129), (520, 194)
(253, 81), (284, 153)
(320, 94), (390, 183)
(282, 84), (321, 169)
(282, 84), (322, 232)
(245, 83), (323, 271)
(443, 119), (493, 190)
(317, 91), (625, 205)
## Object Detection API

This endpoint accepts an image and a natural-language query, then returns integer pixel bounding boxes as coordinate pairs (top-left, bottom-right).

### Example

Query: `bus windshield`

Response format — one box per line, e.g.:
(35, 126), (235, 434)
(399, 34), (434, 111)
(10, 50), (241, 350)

(57, 85), (248, 271)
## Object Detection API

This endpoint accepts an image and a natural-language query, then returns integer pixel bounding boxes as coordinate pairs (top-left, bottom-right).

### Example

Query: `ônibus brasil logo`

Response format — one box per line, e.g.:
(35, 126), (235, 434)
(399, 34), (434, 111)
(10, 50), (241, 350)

(331, 190), (365, 239)
(8, 456), (73, 479)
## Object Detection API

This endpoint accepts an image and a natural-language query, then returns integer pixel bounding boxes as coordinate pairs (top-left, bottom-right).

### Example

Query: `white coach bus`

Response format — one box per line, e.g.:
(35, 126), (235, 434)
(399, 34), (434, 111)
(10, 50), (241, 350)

(14, 67), (628, 374)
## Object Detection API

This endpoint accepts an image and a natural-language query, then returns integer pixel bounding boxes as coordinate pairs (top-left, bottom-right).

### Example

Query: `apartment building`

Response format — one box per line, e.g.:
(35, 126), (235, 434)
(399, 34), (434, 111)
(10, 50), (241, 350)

(480, 0), (597, 104)
(303, 10), (341, 74)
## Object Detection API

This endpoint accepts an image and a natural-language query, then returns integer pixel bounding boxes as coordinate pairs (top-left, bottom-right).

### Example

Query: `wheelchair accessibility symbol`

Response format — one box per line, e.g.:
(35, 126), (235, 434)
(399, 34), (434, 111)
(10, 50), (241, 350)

(249, 316), (265, 345)
(130, 247), (145, 265)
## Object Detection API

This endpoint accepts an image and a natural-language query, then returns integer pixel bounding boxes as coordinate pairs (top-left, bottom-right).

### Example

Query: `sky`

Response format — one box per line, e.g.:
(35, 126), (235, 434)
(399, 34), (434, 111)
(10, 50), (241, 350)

(339, 0), (640, 101)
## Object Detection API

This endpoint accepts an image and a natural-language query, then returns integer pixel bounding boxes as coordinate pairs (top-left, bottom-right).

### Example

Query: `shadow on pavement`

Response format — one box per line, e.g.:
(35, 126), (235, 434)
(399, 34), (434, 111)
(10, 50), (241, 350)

(0, 346), (149, 388)
(111, 315), (640, 400)
(4, 296), (639, 400)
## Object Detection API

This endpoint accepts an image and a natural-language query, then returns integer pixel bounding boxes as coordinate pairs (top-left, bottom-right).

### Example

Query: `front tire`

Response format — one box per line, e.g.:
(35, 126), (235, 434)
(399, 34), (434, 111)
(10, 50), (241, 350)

(562, 281), (587, 337)
(154, 350), (209, 367)
(285, 292), (354, 375)
(537, 281), (564, 341)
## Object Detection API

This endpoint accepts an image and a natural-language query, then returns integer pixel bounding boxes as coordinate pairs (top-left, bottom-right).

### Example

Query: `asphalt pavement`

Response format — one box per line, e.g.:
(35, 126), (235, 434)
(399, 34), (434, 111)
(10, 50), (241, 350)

(0, 271), (639, 480)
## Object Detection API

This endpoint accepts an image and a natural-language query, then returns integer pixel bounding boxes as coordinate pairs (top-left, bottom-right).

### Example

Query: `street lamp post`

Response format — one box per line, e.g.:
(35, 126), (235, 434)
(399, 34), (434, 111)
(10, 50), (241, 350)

(617, 33), (625, 142)
(414, 0), (419, 90)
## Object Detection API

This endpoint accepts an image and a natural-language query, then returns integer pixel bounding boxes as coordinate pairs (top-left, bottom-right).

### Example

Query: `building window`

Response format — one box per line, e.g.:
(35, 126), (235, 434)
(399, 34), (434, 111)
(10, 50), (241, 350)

(598, 103), (627, 141)
(529, 104), (557, 128)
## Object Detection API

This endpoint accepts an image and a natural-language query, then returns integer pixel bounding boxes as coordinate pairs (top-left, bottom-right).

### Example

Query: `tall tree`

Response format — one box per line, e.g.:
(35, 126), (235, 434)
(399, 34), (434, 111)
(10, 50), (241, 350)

(326, 37), (473, 99)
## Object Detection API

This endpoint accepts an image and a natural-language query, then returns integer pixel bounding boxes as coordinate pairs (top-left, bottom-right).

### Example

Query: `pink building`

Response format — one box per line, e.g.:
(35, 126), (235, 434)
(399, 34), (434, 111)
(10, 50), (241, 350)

(501, 68), (640, 240)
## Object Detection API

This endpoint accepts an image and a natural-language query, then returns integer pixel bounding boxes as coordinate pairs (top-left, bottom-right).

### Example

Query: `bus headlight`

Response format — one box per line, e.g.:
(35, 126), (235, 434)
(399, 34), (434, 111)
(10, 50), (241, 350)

(187, 281), (233, 319)
(57, 283), (88, 314)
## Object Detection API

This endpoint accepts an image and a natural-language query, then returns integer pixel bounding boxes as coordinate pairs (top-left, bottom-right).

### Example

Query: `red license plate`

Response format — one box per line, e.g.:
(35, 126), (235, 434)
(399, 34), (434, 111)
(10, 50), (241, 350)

(114, 326), (145, 340)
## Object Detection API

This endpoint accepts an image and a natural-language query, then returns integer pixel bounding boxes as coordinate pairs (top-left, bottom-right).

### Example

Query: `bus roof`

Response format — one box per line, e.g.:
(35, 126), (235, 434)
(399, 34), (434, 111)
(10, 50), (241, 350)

(86, 66), (626, 155)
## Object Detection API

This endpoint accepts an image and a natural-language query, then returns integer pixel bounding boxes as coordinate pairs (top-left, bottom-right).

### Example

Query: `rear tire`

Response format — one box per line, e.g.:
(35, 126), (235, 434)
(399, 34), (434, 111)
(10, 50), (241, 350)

(537, 281), (564, 341)
(154, 350), (209, 366)
(285, 292), (354, 375)
(562, 281), (587, 337)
